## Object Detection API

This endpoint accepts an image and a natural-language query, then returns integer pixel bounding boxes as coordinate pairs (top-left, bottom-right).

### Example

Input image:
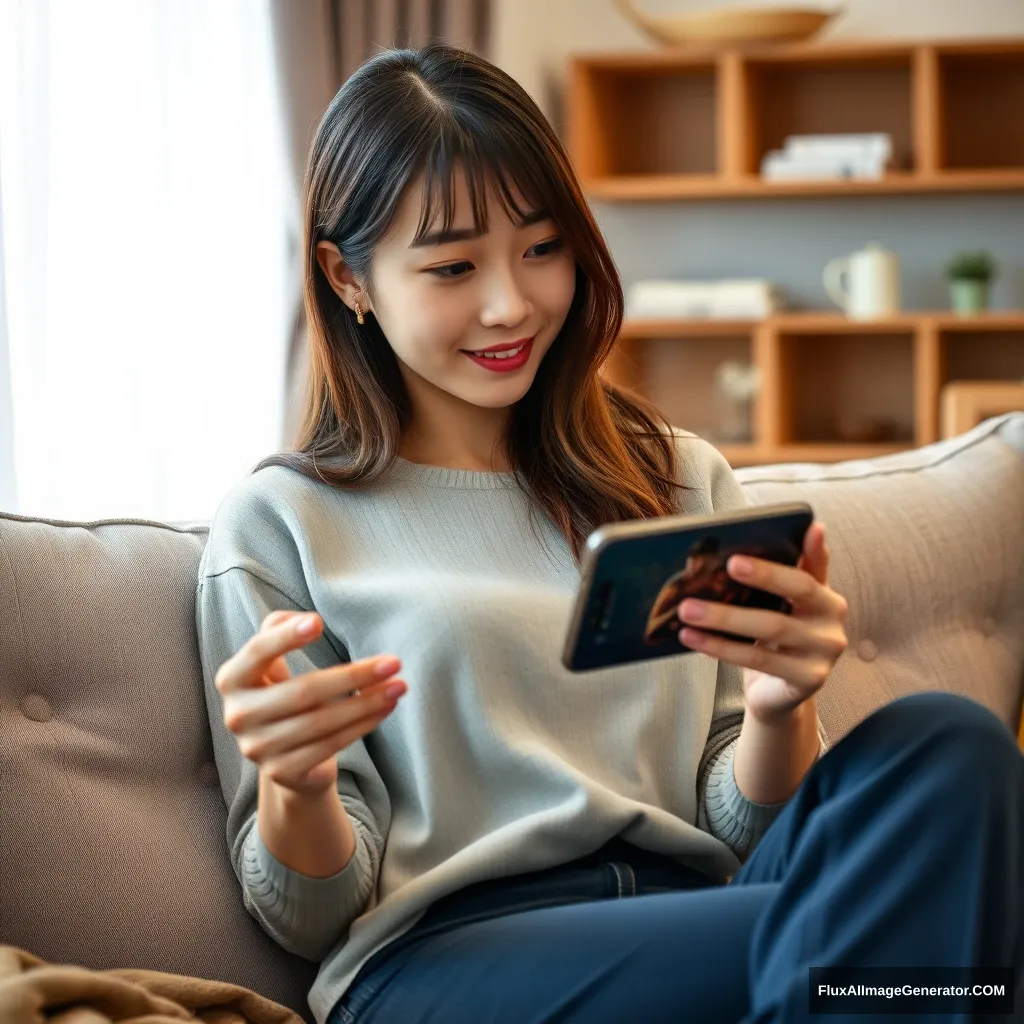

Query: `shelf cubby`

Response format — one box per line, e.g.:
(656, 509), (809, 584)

(569, 38), (1024, 200)
(606, 313), (1024, 466)
(646, 333), (754, 442)
(775, 329), (916, 446)
(743, 51), (915, 175)
(570, 58), (719, 179)
(939, 45), (1024, 171)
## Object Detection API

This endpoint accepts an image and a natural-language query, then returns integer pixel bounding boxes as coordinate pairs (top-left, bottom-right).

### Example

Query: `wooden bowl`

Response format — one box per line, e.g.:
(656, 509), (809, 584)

(614, 1), (841, 48)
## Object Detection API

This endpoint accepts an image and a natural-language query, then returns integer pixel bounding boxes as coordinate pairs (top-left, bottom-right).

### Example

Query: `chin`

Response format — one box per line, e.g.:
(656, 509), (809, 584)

(453, 353), (543, 404)
(465, 379), (535, 408)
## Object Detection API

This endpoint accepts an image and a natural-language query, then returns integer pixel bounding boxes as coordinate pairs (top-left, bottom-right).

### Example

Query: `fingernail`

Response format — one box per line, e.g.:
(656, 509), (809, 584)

(296, 614), (318, 634)
(375, 656), (401, 678)
(680, 600), (706, 622)
(384, 681), (407, 700)
(731, 556), (753, 577)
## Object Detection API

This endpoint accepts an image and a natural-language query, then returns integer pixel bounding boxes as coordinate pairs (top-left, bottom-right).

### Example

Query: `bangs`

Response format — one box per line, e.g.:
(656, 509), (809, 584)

(410, 121), (553, 243)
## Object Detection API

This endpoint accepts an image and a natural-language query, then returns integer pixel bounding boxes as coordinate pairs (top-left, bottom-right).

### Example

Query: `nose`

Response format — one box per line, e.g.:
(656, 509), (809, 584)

(479, 264), (532, 330)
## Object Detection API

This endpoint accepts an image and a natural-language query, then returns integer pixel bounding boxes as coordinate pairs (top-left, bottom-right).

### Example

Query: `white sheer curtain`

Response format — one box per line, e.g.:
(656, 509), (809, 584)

(0, 0), (292, 522)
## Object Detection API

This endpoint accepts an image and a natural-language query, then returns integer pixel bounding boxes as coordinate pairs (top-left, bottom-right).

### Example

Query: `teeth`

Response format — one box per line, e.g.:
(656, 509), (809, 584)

(474, 343), (526, 360)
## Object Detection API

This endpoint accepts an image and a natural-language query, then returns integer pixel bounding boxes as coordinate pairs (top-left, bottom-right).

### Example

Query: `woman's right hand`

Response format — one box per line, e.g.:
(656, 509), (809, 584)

(215, 610), (407, 799)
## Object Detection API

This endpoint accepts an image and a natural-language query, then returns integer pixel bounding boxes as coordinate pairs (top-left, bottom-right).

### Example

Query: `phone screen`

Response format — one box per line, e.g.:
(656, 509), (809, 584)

(562, 503), (813, 672)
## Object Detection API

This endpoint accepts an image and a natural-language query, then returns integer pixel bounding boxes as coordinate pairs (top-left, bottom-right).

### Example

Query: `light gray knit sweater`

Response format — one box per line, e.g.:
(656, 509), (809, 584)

(195, 428), (816, 1023)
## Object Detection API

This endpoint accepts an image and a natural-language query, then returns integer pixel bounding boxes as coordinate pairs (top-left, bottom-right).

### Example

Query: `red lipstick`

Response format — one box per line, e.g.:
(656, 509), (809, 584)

(462, 336), (535, 373)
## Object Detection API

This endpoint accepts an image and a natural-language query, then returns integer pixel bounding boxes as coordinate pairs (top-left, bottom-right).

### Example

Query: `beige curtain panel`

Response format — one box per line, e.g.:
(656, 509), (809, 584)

(270, 0), (493, 444)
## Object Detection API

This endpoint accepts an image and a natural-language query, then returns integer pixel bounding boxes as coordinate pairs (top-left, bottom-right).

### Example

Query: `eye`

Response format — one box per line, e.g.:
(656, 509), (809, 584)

(428, 261), (473, 279)
(425, 234), (565, 276)
(528, 236), (565, 258)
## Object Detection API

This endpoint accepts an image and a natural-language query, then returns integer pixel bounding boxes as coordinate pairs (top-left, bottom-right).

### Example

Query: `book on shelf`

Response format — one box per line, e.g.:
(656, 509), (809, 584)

(761, 132), (894, 182)
(625, 279), (782, 320)
(784, 133), (893, 162)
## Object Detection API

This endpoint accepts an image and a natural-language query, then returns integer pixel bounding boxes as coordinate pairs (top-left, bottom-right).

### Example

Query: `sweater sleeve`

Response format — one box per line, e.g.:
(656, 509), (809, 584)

(195, 483), (391, 962)
(688, 438), (829, 861)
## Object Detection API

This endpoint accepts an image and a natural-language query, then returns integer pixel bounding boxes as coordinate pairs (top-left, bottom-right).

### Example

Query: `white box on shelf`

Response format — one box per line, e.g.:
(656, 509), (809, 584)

(625, 279), (782, 320)
(761, 150), (888, 181)
(783, 133), (894, 164)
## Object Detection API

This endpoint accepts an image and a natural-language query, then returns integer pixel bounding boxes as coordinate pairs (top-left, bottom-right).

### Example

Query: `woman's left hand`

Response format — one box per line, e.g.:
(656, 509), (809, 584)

(677, 521), (849, 723)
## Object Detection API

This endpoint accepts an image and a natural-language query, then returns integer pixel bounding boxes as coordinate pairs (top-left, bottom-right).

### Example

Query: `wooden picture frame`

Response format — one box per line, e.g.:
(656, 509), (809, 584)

(940, 381), (1024, 439)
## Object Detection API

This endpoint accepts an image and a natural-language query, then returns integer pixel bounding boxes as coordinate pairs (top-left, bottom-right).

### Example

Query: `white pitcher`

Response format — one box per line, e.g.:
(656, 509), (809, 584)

(824, 244), (901, 320)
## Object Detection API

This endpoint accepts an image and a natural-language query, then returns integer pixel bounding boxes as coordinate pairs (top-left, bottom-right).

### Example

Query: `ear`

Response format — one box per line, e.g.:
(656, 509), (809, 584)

(315, 241), (370, 315)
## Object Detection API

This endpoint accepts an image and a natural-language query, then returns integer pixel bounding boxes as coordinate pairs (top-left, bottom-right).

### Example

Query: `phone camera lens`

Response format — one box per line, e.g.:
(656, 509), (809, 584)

(590, 581), (615, 631)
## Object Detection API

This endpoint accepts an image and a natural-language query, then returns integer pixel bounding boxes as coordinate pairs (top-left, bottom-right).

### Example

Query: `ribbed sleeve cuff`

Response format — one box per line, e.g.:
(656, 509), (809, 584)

(239, 820), (375, 960)
(702, 737), (791, 860)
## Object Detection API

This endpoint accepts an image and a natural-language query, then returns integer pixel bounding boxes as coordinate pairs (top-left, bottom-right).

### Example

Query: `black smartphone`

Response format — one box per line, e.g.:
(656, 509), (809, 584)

(561, 501), (814, 672)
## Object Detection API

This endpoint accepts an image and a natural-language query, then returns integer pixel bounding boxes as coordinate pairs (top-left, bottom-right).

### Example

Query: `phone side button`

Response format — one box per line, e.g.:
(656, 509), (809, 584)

(857, 640), (878, 662)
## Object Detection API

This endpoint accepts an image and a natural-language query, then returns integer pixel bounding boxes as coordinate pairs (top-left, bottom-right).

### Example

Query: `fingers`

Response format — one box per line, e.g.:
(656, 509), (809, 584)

(236, 677), (406, 762)
(798, 522), (830, 586)
(678, 599), (848, 661)
(725, 553), (819, 607)
(217, 606), (335, 696)
(263, 703), (396, 786)
(256, 610), (302, 685)
(223, 654), (404, 734)
(212, 609), (409, 786)
(679, 626), (835, 690)
(262, 610), (298, 629)
(215, 612), (325, 695)
(724, 547), (842, 620)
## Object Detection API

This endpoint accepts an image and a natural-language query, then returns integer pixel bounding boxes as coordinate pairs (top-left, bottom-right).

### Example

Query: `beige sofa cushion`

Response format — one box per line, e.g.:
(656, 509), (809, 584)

(0, 514), (317, 1021)
(735, 412), (1024, 744)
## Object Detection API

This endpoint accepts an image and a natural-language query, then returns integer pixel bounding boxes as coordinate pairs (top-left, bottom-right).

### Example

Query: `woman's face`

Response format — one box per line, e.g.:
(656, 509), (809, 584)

(321, 167), (578, 431)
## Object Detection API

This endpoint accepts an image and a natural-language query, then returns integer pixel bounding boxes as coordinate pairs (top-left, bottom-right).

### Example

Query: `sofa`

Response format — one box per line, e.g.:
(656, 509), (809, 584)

(2, 412), (1022, 1024)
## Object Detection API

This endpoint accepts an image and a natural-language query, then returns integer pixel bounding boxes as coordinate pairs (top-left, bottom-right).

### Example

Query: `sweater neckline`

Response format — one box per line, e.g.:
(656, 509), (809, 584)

(389, 456), (521, 490)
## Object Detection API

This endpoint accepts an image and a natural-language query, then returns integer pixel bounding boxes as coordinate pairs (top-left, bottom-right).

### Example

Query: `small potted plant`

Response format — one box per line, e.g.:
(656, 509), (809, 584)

(945, 250), (998, 316)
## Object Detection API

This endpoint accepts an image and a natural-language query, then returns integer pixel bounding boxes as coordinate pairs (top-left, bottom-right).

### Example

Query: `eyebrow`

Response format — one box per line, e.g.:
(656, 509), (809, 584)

(409, 208), (552, 248)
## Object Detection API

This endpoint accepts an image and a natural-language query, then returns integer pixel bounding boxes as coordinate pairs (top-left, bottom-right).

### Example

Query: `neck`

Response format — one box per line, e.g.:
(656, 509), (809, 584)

(399, 398), (513, 473)
(398, 440), (512, 473)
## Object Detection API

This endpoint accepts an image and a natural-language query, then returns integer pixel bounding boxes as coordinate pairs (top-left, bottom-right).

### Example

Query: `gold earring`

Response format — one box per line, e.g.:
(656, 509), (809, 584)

(354, 299), (365, 325)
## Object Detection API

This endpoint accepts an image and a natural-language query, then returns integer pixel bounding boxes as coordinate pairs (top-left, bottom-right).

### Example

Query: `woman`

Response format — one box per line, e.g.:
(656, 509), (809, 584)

(196, 43), (1023, 1024)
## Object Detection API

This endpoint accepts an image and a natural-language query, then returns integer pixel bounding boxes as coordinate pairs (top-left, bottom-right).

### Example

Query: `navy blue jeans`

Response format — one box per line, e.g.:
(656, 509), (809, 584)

(326, 692), (1024, 1023)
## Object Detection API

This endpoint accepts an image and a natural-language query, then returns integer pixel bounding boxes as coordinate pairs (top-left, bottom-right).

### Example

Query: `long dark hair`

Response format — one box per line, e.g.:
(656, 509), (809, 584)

(254, 43), (690, 565)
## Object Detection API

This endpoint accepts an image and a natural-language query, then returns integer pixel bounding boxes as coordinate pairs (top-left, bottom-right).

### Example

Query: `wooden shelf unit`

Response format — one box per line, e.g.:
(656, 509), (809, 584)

(569, 39), (1024, 199)
(604, 313), (1024, 466)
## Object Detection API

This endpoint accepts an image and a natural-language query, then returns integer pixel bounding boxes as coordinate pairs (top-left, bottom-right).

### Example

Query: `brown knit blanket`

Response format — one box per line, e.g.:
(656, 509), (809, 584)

(0, 946), (305, 1024)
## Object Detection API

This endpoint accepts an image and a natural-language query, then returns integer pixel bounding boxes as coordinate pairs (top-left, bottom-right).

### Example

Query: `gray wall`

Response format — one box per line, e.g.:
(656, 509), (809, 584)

(593, 193), (1024, 312)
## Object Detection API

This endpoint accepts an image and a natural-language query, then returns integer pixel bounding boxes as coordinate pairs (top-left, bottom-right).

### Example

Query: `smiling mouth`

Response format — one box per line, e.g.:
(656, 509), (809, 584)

(461, 336), (536, 372)
(466, 342), (528, 360)
(463, 334), (536, 359)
